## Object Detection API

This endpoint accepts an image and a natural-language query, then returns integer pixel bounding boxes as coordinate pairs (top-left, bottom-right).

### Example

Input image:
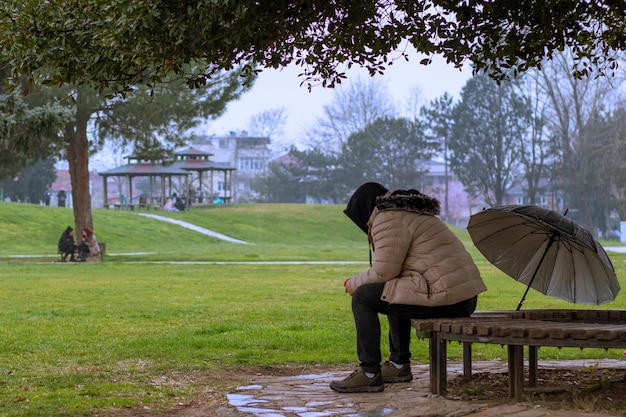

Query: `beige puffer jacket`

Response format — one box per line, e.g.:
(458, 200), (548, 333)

(345, 192), (487, 306)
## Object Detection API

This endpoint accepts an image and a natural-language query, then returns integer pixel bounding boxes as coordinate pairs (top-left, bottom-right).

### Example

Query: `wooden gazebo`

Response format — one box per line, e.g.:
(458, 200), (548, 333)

(172, 148), (235, 204)
(98, 150), (236, 209)
(98, 156), (191, 209)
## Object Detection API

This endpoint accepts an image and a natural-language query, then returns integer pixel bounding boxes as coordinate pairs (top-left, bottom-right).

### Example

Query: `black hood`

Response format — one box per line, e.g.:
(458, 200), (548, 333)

(343, 182), (389, 234)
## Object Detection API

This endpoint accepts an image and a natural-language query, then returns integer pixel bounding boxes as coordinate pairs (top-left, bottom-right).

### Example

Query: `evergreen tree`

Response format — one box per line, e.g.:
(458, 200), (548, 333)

(450, 74), (533, 205)
(0, 158), (56, 203)
(337, 117), (436, 193)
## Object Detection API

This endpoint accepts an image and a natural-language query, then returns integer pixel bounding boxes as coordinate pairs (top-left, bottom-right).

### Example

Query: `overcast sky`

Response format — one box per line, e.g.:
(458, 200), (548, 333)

(202, 47), (473, 147)
(89, 48), (473, 171)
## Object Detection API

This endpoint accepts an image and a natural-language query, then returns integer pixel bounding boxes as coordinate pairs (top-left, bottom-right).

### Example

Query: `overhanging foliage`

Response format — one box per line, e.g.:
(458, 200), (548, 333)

(1, 1), (624, 93)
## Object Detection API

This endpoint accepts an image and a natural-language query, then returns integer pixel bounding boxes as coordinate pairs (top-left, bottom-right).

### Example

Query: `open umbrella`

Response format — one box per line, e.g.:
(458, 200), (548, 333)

(467, 205), (620, 310)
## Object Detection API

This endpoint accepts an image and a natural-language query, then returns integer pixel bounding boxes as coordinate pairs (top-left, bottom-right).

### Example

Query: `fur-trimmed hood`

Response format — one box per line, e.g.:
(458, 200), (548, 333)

(375, 191), (441, 216)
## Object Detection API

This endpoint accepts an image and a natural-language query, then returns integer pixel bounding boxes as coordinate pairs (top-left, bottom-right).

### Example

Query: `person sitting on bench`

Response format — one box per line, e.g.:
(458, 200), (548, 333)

(330, 183), (487, 393)
(58, 226), (77, 262)
(77, 227), (101, 261)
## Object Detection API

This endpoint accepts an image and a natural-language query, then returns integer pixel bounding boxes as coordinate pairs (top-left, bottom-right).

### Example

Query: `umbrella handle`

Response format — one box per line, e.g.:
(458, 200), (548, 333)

(516, 233), (557, 311)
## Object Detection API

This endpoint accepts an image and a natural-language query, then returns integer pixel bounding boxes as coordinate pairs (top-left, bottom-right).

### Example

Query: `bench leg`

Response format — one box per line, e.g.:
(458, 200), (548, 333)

(429, 334), (448, 396)
(528, 346), (538, 387)
(508, 345), (524, 400)
(463, 342), (472, 378)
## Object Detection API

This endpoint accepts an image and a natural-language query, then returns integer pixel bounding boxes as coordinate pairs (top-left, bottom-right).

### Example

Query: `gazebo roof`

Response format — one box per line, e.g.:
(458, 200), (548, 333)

(171, 159), (235, 172)
(99, 162), (190, 177)
(208, 161), (236, 171)
(175, 147), (213, 158)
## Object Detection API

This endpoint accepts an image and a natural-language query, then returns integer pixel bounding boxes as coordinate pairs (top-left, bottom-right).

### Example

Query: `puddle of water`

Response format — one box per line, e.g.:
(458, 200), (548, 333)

(344, 408), (395, 417)
(291, 373), (337, 380)
(236, 406), (285, 416)
(304, 401), (335, 407)
(238, 384), (264, 390)
(226, 393), (268, 407)
(282, 407), (309, 412)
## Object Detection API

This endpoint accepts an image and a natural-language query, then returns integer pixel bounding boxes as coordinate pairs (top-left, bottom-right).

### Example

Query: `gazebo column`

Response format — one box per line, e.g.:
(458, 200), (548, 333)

(102, 176), (108, 208)
(128, 175), (133, 209)
(184, 174), (189, 211)
(149, 176), (154, 205)
(161, 175), (166, 207)
(197, 171), (203, 203)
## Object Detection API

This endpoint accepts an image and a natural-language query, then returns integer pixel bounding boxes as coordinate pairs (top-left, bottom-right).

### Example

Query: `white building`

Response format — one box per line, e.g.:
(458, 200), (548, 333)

(192, 134), (272, 203)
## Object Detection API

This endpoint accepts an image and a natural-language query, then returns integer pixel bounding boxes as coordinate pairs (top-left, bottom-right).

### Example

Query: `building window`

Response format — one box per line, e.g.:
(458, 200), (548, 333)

(516, 196), (524, 204)
(218, 181), (224, 191)
(535, 196), (546, 206)
(219, 139), (229, 149)
(238, 157), (265, 171)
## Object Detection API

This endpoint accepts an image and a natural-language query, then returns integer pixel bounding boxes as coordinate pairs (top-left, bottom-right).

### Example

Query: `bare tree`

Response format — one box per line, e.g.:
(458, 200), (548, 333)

(304, 76), (396, 153)
(247, 107), (290, 156)
(403, 86), (425, 120)
(538, 50), (625, 231)
(247, 107), (287, 138)
(513, 72), (555, 207)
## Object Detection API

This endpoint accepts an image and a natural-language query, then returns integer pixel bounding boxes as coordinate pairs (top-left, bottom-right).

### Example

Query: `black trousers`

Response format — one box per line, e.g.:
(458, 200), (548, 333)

(351, 283), (477, 374)
(61, 250), (75, 261)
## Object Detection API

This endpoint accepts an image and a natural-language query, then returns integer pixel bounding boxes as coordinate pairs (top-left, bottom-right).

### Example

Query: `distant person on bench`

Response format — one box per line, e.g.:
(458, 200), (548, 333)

(163, 197), (177, 211)
(58, 226), (76, 262)
(77, 227), (101, 262)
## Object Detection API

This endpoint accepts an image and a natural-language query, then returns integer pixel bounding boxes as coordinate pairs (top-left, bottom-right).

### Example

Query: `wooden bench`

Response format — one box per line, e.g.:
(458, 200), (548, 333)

(87, 242), (106, 262)
(412, 309), (626, 400)
(58, 241), (106, 262)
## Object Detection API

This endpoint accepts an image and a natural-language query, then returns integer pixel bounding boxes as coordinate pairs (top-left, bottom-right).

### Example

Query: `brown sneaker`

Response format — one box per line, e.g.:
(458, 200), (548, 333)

(381, 361), (413, 383)
(329, 369), (384, 393)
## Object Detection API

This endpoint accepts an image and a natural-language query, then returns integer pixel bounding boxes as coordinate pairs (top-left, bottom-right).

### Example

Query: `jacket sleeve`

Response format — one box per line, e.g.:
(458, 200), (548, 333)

(346, 211), (412, 292)
(87, 235), (101, 254)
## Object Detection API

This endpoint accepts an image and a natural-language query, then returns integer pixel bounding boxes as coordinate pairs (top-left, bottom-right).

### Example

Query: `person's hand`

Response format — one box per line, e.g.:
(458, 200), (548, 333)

(343, 278), (353, 296)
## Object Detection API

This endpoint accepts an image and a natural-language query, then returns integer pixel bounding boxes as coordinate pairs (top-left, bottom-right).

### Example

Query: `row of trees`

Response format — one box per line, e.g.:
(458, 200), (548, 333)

(255, 51), (626, 236)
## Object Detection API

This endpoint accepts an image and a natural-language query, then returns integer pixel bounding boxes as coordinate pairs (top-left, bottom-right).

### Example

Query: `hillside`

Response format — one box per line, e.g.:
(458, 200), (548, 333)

(0, 202), (478, 262)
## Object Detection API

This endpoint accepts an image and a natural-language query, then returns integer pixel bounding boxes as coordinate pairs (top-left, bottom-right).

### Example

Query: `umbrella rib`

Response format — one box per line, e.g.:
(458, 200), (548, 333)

(471, 221), (543, 245)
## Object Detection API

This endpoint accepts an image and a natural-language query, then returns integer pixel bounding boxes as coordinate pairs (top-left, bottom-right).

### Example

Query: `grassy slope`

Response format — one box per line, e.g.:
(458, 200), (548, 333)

(0, 203), (371, 261)
(0, 202), (625, 416)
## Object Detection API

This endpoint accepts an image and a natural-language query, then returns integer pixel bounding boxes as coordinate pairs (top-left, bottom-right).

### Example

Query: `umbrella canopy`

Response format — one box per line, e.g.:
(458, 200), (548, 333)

(467, 205), (620, 310)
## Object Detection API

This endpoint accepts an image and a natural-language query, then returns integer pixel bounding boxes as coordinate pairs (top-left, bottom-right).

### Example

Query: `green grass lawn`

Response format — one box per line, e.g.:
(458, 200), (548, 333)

(1, 202), (625, 416)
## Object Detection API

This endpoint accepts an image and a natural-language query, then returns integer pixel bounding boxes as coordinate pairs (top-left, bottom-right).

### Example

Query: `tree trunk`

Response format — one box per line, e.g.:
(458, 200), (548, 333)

(64, 113), (93, 233)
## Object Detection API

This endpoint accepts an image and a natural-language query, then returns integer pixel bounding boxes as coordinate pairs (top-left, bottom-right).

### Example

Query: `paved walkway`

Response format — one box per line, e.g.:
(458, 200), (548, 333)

(216, 360), (626, 417)
(137, 213), (251, 244)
